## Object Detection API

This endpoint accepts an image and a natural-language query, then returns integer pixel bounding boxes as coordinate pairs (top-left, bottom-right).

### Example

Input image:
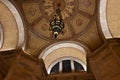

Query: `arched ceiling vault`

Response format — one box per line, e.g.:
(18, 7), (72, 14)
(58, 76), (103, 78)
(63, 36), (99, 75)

(1, 0), (120, 56)
(21, 0), (97, 40)
(4, 0), (120, 56)
(7, 0), (105, 56)
(39, 41), (88, 72)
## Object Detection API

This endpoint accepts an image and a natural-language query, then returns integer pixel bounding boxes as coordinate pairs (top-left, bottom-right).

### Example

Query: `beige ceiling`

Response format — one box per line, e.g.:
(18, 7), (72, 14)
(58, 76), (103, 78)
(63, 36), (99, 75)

(0, 0), (120, 57)
(22, 0), (96, 40)
(0, 0), (120, 74)
(20, 0), (102, 56)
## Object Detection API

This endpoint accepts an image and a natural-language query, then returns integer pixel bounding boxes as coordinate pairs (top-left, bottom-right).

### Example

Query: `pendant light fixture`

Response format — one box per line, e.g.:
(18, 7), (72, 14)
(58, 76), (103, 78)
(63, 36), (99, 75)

(49, 9), (64, 39)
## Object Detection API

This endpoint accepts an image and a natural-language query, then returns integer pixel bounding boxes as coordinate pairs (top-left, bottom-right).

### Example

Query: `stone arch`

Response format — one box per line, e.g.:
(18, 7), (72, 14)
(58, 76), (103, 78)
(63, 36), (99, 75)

(0, 0), (25, 50)
(99, 0), (112, 38)
(100, 0), (120, 38)
(39, 41), (90, 73)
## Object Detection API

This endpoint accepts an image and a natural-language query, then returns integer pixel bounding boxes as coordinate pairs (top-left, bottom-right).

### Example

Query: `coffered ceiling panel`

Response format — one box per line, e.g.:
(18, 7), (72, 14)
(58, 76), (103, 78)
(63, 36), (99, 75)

(23, 2), (41, 23)
(79, 0), (95, 15)
(70, 13), (90, 34)
(33, 18), (50, 38)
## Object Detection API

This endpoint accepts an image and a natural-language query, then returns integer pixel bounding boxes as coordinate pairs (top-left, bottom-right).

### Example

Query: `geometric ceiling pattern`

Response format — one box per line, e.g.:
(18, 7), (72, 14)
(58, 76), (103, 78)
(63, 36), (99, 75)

(1, 0), (107, 56)
(20, 0), (104, 55)
(16, 0), (104, 56)
(1, 0), (120, 59)
(22, 0), (96, 40)
(0, 0), (119, 54)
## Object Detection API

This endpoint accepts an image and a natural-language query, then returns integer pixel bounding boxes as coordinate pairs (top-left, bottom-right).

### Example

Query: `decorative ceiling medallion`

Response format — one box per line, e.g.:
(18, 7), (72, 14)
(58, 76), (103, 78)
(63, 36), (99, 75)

(53, 0), (66, 11)
(70, 14), (90, 34)
(28, 8), (36, 16)
(76, 19), (83, 26)
(33, 18), (50, 37)
(23, 3), (41, 23)
(83, 0), (91, 8)
(43, 0), (75, 19)
(79, 0), (95, 15)
(41, 24), (48, 31)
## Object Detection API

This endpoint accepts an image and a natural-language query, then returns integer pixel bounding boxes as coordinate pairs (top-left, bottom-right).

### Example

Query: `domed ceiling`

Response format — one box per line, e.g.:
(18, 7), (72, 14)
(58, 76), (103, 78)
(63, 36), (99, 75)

(8, 0), (104, 56)
(22, 0), (96, 39)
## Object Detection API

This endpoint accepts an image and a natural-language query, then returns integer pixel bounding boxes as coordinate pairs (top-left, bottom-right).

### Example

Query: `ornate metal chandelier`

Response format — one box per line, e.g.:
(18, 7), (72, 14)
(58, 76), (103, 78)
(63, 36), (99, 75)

(49, 9), (64, 39)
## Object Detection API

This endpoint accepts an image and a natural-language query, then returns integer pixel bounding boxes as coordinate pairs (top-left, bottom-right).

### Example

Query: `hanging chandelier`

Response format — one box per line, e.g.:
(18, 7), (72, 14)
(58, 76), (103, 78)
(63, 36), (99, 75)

(49, 9), (64, 39)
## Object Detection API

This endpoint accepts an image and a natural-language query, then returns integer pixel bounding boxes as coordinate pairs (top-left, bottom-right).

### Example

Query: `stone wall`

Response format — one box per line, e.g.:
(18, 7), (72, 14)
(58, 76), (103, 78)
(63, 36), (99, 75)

(88, 38), (120, 80)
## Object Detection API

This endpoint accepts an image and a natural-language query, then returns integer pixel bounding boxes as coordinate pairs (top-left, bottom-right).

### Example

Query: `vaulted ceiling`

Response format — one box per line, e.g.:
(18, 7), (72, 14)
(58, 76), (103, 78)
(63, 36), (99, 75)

(22, 0), (97, 40)
(0, 0), (120, 57)
(18, 0), (104, 56)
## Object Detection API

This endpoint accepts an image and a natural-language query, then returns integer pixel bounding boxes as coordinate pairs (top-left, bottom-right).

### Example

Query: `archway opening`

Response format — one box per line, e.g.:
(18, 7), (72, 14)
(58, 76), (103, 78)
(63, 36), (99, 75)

(39, 41), (89, 74)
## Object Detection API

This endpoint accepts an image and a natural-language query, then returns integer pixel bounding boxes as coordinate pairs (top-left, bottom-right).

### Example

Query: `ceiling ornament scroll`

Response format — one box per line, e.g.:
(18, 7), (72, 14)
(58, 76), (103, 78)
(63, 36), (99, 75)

(43, 0), (75, 19)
